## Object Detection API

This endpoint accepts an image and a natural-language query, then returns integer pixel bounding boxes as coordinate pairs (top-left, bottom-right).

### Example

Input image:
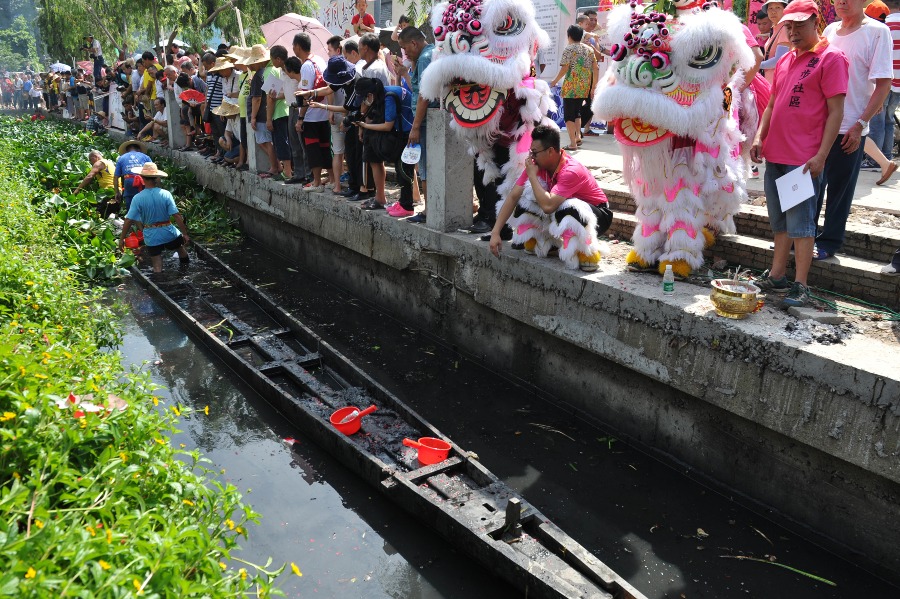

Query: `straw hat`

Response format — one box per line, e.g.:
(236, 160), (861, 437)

(239, 44), (270, 66)
(207, 57), (235, 73)
(212, 101), (239, 117)
(130, 162), (168, 178)
(118, 139), (147, 155)
(225, 46), (249, 61)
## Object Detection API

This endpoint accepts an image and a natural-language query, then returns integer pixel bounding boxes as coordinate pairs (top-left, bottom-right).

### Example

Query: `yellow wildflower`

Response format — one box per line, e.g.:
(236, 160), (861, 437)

(11, 321), (19, 328)
(218, 562), (227, 571)
(32, 304), (39, 310)
(25, 567), (36, 579)
(99, 560), (111, 570)
(235, 526), (244, 535)
(239, 568), (247, 581)
(183, 499), (194, 506)
(154, 438), (165, 445)
(152, 397), (159, 406)
(12, 472), (20, 479)
(224, 519), (235, 530)
(133, 578), (143, 594)
(291, 563), (302, 577)
(25, 281), (34, 286)
(18, 366), (25, 376)
(172, 405), (181, 416)
(203, 405), (209, 415)
(106, 529), (112, 544)
(0, 412), (15, 422)
(119, 452), (128, 462)
(34, 373), (47, 379)
(86, 525), (96, 537)
(34, 520), (43, 529)
(63, 351), (72, 359)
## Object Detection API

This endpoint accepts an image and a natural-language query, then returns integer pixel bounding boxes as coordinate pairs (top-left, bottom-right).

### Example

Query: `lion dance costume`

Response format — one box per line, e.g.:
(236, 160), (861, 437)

(592, 1), (756, 277)
(421, 0), (608, 270)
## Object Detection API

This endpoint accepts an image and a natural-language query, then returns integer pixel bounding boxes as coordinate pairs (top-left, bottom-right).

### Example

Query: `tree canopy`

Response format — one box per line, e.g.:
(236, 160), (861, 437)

(34, 0), (319, 65)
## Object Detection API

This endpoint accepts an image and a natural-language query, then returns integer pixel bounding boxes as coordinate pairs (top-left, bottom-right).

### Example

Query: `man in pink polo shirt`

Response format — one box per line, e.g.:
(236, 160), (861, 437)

(750, 0), (849, 308)
(489, 125), (613, 272)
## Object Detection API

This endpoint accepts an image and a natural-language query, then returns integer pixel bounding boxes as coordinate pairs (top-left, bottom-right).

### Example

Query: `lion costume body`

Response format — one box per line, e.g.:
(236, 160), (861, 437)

(592, 1), (756, 277)
(421, 0), (608, 269)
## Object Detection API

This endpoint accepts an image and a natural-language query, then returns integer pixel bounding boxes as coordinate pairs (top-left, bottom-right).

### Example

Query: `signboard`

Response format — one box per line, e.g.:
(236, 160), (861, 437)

(318, 0), (365, 36)
(534, 0), (576, 81)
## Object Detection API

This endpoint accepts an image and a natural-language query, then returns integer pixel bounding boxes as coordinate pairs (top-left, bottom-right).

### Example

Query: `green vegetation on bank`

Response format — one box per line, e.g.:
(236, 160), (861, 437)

(0, 116), (285, 597)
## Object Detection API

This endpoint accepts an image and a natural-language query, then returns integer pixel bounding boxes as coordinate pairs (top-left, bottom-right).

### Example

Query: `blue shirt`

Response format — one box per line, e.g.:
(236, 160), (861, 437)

(23, 80), (32, 93)
(114, 151), (152, 197)
(410, 44), (438, 115)
(125, 187), (180, 247)
(383, 86), (413, 133)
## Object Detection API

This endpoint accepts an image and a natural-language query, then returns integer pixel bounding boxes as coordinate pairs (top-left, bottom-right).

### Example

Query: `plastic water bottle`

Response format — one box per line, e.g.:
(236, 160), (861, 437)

(339, 410), (359, 424)
(662, 265), (675, 296)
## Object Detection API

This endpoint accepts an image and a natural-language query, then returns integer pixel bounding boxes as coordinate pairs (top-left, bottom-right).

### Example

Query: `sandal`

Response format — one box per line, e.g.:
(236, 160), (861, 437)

(876, 161), (897, 186)
(258, 172), (273, 179)
(565, 145), (579, 151)
(361, 199), (385, 210)
(576, 139), (583, 146)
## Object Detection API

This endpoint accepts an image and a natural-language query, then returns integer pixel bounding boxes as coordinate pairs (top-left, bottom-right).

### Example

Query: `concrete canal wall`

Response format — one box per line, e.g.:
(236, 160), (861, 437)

(141, 137), (900, 583)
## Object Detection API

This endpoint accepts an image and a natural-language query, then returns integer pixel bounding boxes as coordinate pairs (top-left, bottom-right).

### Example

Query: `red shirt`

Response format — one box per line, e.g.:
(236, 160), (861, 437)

(515, 151), (609, 207)
(351, 12), (375, 31)
(762, 40), (849, 166)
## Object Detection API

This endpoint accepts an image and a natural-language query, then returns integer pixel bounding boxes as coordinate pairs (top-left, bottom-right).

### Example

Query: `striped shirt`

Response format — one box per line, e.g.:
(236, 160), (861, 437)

(206, 73), (223, 108)
(888, 13), (900, 92)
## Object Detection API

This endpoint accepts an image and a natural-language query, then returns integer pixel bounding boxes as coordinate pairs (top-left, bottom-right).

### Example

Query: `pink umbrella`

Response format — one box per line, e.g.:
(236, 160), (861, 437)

(261, 13), (331, 59)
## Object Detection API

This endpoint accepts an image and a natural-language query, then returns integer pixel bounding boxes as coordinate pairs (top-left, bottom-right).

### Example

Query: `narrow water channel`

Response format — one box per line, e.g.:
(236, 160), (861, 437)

(119, 240), (899, 599)
(119, 283), (515, 598)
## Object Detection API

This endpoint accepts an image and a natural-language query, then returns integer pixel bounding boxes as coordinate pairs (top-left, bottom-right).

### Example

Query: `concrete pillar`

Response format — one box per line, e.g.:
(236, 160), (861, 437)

(165, 90), (185, 148)
(246, 120), (271, 173)
(425, 109), (472, 232)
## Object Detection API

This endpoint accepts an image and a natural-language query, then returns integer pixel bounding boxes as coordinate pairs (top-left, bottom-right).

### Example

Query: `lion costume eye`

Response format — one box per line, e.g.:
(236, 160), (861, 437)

(688, 46), (722, 69)
(495, 14), (525, 36)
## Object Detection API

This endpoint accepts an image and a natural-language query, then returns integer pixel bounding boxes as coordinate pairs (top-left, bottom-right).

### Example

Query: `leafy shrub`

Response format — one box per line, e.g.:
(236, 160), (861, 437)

(0, 117), (285, 597)
(0, 117), (240, 283)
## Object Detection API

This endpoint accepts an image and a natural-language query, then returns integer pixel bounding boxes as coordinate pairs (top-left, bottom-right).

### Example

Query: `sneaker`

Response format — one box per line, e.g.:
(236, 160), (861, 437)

(880, 263), (899, 275)
(407, 212), (427, 224)
(756, 270), (791, 294)
(749, 166), (759, 179)
(340, 172), (349, 183)
(387, 203), (415, 217)
(780, 281), (810, 309)
(303, 182), (324, 192)
(458, 219), (492, 234)
(860, 158), (880, 171)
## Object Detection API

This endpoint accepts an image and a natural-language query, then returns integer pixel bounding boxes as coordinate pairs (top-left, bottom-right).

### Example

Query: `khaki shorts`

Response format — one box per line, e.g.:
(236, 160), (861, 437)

(78, 95), (90, 110)
(331, 123), (346, 155)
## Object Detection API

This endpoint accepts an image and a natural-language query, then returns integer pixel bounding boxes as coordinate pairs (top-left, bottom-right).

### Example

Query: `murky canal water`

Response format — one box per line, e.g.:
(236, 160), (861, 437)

(119, 240), (899, 599)
(120, 284), (515, 598)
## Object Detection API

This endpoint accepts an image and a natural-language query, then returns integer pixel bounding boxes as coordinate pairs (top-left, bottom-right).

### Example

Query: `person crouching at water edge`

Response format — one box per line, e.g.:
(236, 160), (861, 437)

(489, 125), (613, 272)
(118, 163), (191, 273)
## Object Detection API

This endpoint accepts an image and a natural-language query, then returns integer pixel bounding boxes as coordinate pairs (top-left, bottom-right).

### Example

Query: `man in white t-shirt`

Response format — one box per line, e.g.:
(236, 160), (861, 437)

(814, 0), (893, 260)
(293, 32), (332, 192)
(87, 35), (103, 81)
(359, 34), (390, 85)
(137, 98), (168, 141)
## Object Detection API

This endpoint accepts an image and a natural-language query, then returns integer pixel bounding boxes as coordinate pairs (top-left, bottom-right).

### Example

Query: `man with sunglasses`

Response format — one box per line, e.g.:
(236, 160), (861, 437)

(489, 125), (612, 272)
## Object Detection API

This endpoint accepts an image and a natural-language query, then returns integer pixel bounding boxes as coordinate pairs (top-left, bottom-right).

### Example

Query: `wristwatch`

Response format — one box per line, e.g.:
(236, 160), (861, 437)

(857, 118), (869, 129)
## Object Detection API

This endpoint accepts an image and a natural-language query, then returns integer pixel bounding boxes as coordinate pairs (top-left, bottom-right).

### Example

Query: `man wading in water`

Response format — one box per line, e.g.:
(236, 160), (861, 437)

(118, 163), (191, 272)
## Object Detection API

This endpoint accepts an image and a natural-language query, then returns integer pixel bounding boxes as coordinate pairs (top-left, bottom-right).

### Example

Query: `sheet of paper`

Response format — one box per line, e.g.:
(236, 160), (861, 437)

(774, 166), (815, 212)
(261, 74), (282, 96)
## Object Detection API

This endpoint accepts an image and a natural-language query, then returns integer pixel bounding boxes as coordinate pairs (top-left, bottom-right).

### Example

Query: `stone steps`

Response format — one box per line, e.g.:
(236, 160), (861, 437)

(607, 212), (900, 309)
(600, 177), (900, 265)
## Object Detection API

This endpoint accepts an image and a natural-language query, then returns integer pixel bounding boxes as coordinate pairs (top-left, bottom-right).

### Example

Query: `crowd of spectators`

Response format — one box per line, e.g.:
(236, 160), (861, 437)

(6, 0), (898, 290)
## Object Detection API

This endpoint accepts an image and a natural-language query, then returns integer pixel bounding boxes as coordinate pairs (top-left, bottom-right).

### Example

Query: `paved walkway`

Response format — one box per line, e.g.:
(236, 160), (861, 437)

(571, 132), (900, 215)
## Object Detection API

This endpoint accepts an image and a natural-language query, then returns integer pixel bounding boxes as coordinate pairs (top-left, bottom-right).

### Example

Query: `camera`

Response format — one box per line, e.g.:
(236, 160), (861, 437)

(342, 110), (362, 129)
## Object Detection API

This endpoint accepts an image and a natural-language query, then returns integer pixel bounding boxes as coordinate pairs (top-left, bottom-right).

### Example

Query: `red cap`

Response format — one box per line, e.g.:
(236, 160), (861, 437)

(865, 0), (890, 21)
(781, 0), (819, 22)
